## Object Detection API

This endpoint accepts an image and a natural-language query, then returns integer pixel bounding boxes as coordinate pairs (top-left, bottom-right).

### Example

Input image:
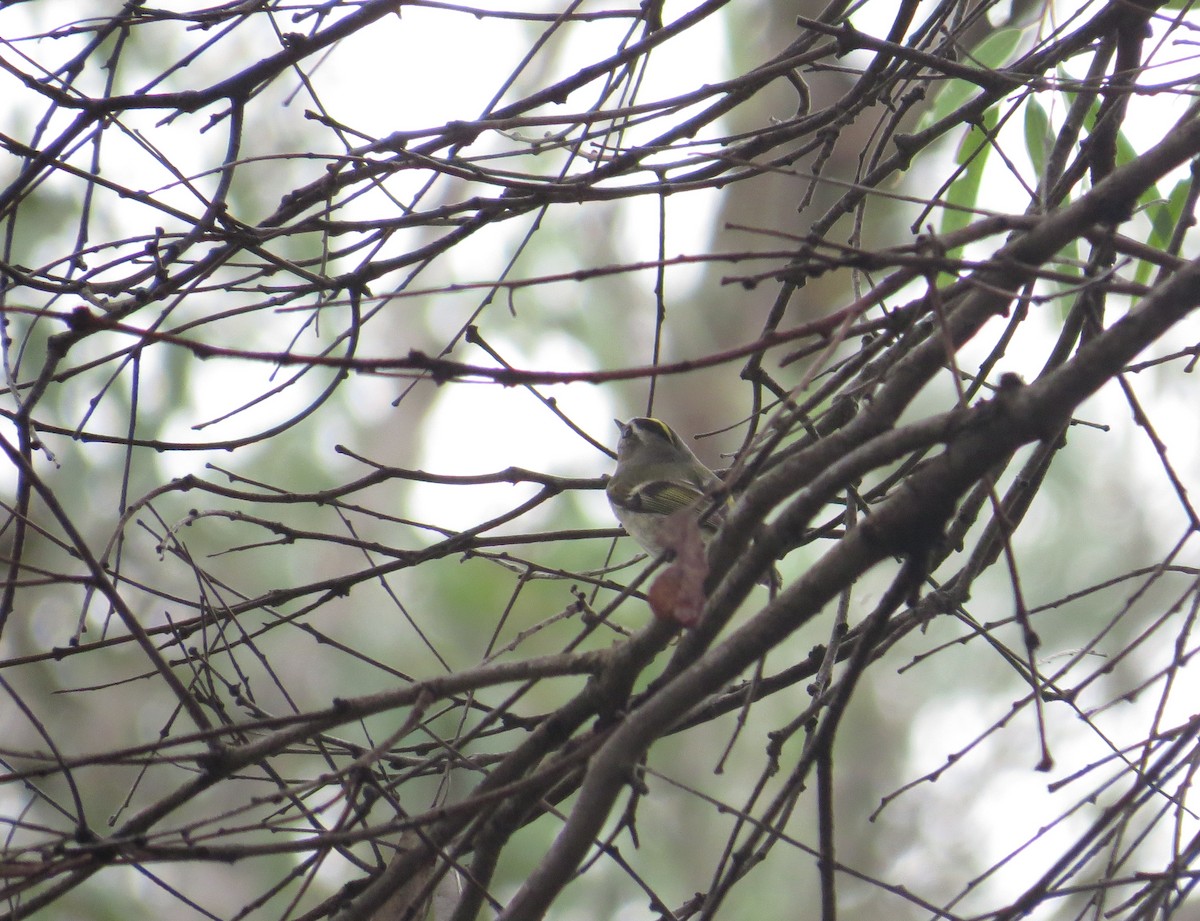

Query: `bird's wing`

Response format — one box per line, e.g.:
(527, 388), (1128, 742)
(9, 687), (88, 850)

(619, 478), (708, 516)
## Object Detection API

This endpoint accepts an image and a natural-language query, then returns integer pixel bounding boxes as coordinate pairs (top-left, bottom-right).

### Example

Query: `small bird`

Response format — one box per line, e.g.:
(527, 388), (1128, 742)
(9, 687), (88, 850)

(605, 417), (728, 559)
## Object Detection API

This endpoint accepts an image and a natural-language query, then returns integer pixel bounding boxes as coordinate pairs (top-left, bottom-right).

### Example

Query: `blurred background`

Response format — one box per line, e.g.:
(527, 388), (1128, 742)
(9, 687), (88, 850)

(1, 1), (1199, 919)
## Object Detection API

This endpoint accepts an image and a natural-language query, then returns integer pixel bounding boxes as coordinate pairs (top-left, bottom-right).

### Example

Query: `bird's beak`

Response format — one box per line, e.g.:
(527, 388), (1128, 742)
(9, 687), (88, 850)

(613, 418), (626, 431)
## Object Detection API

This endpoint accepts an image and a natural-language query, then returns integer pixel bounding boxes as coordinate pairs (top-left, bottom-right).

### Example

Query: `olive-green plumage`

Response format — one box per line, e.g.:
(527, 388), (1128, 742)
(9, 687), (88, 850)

(606, 417), (726, 556)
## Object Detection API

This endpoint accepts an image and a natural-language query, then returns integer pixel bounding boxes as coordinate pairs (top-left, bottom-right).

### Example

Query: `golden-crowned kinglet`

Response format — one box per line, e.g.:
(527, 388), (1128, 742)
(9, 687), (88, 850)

(606, 417), (727, 558)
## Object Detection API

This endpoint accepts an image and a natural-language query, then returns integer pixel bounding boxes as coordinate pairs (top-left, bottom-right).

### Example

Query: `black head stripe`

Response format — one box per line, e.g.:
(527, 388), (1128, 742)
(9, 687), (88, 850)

(632, 417), (675, 444)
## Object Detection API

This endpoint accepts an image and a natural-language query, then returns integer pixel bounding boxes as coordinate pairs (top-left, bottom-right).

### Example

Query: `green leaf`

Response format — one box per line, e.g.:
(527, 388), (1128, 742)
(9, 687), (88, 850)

(941, 107), (999, 239)
(935, 107), (1000, 287)
(1079, 91), (1140, 174)
(1133, 175), (1192, 285)
(1024, 97), (1051, 175)
(922, 28), (1023, 129)
(967, 26), (1024, 69)
(1115, 126), (1138, 169)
